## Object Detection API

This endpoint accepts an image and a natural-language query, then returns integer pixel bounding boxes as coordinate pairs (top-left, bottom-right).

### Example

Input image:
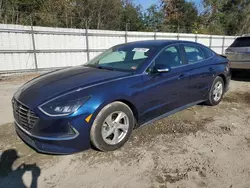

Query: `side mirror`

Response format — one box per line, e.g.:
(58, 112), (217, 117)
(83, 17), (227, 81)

(152, 64), (171, 73)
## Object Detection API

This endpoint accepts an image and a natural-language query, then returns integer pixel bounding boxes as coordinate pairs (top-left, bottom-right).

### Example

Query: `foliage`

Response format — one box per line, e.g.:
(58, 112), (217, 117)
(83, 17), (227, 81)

(0, 0), (249, 35)
(120, 0), (145, 31)
(161, 0), (199, 33)
(202, 0), (250, 35)
(143, 4), (164, 32)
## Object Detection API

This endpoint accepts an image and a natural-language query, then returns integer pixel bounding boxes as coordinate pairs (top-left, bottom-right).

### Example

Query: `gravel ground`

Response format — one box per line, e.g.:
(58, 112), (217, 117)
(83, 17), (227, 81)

(0, 72), (250, 188)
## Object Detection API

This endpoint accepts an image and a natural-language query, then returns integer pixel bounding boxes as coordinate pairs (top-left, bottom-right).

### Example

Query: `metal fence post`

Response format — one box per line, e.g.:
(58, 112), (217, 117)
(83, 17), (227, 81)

(154, 29), (157, 40)
(125, 23), (129, 43)
(125, 30), (128, 43)
(30, 15), (38, 70)
(209, 35), (212, 48)
(222, 36), (225, 54)
(85, 22), (90, 62)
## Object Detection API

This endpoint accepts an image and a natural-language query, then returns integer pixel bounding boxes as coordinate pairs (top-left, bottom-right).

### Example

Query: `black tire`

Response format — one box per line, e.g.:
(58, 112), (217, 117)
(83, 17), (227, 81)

(205, 76), (224, 106)
(90, 101), (134, 151)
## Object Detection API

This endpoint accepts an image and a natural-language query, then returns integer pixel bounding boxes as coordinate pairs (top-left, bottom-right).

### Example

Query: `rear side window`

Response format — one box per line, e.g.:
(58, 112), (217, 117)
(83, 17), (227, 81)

(230, 37), (250, 47)
(183, 45), (205, 64)
(201, 46), (214, 58)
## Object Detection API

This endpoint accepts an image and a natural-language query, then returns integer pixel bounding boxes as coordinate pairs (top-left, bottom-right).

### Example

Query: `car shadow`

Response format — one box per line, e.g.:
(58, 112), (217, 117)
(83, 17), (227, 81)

(231, 70), (250, 82)
(0, 149), (41, 188)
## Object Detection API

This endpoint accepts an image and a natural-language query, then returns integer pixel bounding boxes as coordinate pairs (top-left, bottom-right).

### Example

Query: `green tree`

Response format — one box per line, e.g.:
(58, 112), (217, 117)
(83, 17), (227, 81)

(34, 0), (74, 27)
(74, 0), (123, 29)
(143, 4), (164, 32)
(120, 0), (145, 31)
(202, 0), (250, 35)
(4, 0), (250, 36)
(161, 0), (199, 33)
(0, 0), (42, 24)
(0, 0), (75, 26)
(240, 3), (250, 34)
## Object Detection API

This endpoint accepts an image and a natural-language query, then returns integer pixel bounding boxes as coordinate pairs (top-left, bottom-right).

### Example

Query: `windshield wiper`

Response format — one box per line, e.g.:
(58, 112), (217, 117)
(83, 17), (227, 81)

(85, 64), (115, 71)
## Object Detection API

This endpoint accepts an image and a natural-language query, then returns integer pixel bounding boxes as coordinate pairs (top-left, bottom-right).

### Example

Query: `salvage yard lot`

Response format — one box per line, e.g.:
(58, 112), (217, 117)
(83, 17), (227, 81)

(0, 72), (250, 188)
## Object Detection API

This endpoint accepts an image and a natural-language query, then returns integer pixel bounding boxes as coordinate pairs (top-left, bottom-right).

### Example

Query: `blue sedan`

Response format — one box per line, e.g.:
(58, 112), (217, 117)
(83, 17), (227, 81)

(13, 40), (231, 154)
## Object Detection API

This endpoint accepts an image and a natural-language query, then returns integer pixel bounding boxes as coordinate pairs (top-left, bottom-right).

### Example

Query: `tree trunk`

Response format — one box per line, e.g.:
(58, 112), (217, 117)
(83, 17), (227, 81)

(97, 0), (104, 29)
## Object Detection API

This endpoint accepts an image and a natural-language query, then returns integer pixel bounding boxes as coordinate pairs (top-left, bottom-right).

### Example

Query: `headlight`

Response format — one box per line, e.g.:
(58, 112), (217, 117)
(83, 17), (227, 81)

(39, 94), (90, 117)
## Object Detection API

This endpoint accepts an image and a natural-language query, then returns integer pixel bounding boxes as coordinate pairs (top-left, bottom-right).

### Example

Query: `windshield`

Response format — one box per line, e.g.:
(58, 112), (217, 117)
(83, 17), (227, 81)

(230, 37), (250, 47)
(86, 44), (159, 72)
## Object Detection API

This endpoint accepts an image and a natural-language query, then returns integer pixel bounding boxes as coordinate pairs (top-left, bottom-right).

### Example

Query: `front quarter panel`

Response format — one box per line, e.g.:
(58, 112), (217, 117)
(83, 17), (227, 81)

(84, 74), (144, 123)
(36, 74), (145, 125)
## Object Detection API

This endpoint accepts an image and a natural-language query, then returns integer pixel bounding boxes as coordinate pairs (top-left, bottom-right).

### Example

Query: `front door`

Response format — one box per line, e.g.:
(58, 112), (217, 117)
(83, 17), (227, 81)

(136, 45), (190, 124)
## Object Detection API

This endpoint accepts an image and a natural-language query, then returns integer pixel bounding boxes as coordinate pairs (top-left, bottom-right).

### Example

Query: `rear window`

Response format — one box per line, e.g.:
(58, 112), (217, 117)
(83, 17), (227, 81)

(230, 37), (250, 47)
(201, 46), (214, 58)
(183, 45), (205, 64)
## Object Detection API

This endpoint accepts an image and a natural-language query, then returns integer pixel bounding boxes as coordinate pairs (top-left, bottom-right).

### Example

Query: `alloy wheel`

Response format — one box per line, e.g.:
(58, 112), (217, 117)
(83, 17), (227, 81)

(213, 81), (223, 102)
(101, 111), (129, 145)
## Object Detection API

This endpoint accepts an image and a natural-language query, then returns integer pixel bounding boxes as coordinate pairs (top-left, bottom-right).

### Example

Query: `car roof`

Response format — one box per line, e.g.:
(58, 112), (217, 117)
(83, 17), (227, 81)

(118, 40), (201, 47)
(237, 36), (250, 39)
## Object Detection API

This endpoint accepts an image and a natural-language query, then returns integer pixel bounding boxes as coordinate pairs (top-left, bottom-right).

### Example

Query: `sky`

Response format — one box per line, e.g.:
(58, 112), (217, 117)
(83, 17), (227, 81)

(136, 0), (202, 10)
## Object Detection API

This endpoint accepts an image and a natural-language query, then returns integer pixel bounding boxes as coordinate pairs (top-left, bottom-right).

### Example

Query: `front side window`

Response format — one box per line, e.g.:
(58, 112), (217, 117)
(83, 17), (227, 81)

(86, 45), (158, 72)
(184, 45), (205, 64)
(154, 45), (182, 68)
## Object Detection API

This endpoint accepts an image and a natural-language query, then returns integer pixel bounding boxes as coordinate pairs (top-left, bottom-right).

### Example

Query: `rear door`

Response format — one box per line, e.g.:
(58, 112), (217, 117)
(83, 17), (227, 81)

(181, 44), (215, 102)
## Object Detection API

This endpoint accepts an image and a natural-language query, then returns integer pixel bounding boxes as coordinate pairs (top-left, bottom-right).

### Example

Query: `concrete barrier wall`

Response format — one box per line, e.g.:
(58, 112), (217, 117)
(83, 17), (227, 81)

(0, 24), (237, 72)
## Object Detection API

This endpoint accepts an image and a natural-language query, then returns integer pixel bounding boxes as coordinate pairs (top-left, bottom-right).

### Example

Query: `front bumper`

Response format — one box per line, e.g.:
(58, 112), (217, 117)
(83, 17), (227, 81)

(15, 116), (92, 154)
(12, 96), (97, 154)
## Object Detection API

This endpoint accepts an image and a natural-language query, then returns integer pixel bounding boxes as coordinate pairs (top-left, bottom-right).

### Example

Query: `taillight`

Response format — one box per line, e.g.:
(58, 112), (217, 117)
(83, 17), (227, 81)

(226, 61), (231, 72)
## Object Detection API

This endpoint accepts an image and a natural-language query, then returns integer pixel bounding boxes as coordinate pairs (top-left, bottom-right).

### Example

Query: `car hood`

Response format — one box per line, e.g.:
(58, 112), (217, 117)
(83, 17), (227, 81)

(14, 66), (131, 108)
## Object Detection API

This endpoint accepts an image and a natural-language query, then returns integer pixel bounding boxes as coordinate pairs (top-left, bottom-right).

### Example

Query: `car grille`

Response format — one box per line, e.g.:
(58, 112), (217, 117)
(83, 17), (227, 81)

(12, 98), (39, 131)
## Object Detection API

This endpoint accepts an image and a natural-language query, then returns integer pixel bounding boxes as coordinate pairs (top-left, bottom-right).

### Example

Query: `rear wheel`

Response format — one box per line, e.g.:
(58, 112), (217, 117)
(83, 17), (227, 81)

(90, 101), (134, 151)
(206, 76), (224, 106)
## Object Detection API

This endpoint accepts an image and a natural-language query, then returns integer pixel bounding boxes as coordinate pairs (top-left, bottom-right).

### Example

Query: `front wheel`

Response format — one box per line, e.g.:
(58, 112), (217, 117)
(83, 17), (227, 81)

(90, 101), (134, 151)
(205, 76), (224, 106)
